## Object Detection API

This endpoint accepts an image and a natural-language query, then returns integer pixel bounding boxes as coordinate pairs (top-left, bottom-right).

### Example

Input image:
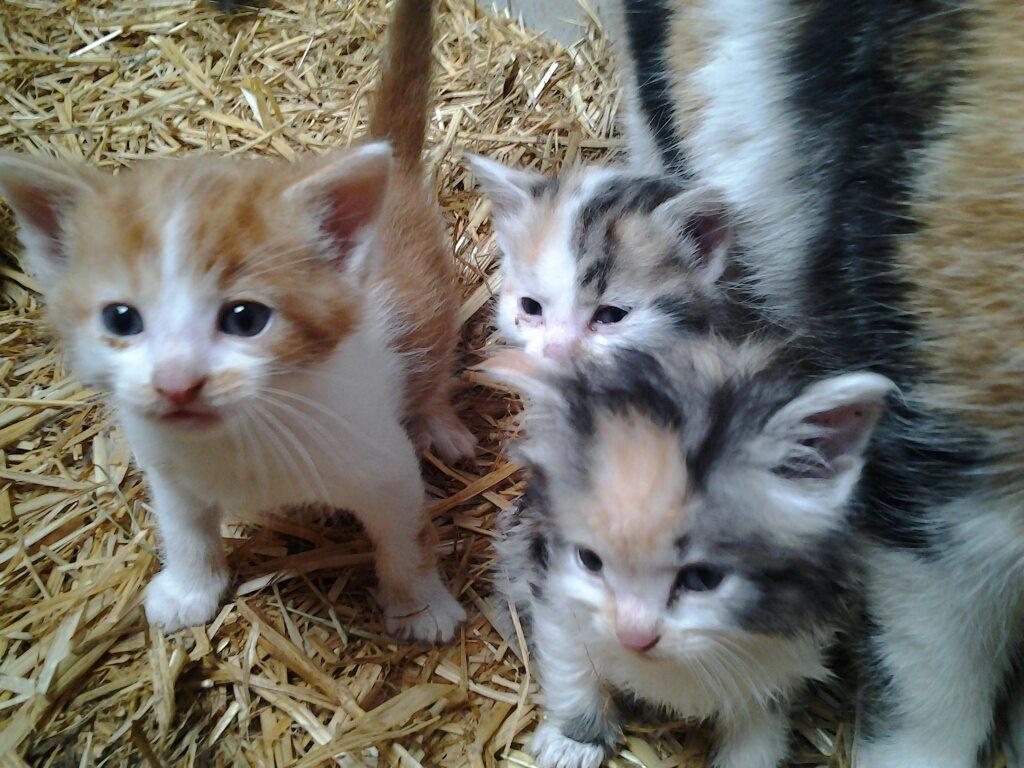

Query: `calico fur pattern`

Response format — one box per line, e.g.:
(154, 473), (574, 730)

(492, 342), (893, 768)
(614, 0), (1024, 765)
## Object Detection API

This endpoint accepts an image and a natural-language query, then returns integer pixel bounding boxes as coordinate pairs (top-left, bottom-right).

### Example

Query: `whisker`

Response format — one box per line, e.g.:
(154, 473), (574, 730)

(261, 386), (406, 466)
(246, 407), (315, 503)
(257, 403), (333, 506)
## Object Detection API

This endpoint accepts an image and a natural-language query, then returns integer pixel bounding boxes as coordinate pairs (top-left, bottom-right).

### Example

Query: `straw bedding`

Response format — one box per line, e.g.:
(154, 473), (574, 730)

(0, 1), (931, 766)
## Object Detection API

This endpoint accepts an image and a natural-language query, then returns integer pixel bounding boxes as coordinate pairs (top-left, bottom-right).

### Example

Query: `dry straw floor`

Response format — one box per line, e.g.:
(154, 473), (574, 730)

(0, 1), (986, 767)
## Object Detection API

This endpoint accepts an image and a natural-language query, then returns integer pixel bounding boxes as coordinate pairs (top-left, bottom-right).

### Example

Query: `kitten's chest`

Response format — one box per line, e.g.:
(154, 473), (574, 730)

(591, 645), (736, 719)
(588, 634), (822, 720)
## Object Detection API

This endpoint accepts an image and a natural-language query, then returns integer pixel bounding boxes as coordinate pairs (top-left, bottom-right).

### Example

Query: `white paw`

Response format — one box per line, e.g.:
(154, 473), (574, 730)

(418, 412), (477, 463)
(144, 570), (228, 632)
(530, 721), (607, 768)
(713, 711), (789, 768)
(382, 574), (466, 644)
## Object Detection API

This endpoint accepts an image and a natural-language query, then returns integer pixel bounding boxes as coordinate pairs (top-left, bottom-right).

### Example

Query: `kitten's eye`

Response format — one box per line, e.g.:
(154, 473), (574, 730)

(219, 301), (272, 337)
(675, 564), (725, 593)
(520, 297), (543, 316)
(101, 303), (144, 336)
(576, 547), (603, 573)
(591, 305), (629, 325)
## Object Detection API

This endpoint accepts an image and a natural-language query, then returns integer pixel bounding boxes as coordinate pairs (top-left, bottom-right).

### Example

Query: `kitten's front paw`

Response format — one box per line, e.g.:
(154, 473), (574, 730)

(416, 412), (477, 463)
(530, 721), (607, 768)
(382, 575), (466, 644)
(144, 570), (228, 632)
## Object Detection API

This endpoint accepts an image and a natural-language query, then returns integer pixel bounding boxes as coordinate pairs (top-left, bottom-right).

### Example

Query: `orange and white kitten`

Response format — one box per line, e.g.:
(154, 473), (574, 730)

(0, 0), (471, 640)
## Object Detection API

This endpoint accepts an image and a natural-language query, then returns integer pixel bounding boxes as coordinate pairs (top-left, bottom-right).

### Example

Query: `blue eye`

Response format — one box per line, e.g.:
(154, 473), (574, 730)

(219, 302), (272, 337)
(101, 304), (144, 336)
(675, 564), (725, 593)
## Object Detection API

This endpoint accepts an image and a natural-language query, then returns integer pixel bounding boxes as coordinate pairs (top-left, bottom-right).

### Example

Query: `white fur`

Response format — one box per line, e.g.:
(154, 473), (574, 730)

(620, 0), (820, 322)
(129, 296), (465, 638)
(2, 152), (466, 642)
(525, 568), (823, 768)
(713, 706), (790, 768)
(854, 498), (1024, 768)
(514, 539), (830, 768)
(530, 722), (606, 768)
(731, 372), (895, 544)
(491, 168), (622, 361)
(475, 162), (705, 362)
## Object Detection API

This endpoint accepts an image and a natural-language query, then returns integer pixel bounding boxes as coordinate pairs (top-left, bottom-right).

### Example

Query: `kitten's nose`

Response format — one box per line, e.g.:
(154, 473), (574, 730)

(154, 376), (207, 408)
(542, 339), (575, 360)
(617, 627), (661, 653)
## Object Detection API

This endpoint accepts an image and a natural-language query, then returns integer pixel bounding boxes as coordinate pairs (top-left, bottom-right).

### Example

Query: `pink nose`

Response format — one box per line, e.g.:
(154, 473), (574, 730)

(155, 378), (206, 408)
(617, 628), (660, 653)
(542, 340), (574, 360)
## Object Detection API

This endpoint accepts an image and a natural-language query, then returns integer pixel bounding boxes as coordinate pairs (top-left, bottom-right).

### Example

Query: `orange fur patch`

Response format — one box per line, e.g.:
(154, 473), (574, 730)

(371, 167), (462, 420)
(580, 413), (691, 564)
(43, 146), (462, 425)
(102, 336), (133, 351)
(49, 155), (366, 369)
(898, 1), (1024, 476)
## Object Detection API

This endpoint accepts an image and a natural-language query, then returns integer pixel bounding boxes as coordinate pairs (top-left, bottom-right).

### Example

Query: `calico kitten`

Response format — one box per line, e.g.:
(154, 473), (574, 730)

(468, 157), (735, 360)
(489, 344), (893, 768)
(611, 1), (1024, 765)
(0, 0), (471, 639)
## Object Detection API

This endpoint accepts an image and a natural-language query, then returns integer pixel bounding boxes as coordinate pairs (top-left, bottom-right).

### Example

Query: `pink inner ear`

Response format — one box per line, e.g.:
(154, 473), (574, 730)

(687, 210), (731, 263)
(11, 180), (65, 240)
(805, 404), (870, 462)
(318, 173), (388, 261)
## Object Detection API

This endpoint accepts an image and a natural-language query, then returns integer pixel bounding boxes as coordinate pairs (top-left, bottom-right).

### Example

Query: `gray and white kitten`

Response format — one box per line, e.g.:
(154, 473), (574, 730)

(468, 157), (736, 361)
(488, 342), (893, 768)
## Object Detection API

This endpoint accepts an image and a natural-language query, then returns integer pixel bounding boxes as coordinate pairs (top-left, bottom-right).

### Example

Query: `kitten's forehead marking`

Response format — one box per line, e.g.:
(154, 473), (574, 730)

(513, 170), (620, 319)
(571, 174), (682, 298)
(583, 412), (691, 563)
(160, 201), (191, 284)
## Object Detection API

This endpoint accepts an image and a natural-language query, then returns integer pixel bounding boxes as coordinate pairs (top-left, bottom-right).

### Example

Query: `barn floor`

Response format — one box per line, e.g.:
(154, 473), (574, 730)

(0, 1), (994, 766)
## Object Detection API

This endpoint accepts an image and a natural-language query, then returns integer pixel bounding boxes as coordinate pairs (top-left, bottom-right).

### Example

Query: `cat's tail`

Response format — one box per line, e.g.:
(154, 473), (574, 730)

(369, 0), (434, 173)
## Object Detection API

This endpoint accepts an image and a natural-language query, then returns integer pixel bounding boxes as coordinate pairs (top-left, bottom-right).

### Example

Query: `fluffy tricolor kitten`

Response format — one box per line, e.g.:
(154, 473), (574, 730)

(468, 157), (734, 360)
(488, 344), (892, 768)
(611, 1), (1024, 763)
(0, 0), (471, 640)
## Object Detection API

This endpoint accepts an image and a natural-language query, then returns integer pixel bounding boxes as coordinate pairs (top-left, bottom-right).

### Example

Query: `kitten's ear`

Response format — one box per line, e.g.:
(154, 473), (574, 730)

(0, 152), (97, 281)
(465, 154), (546, 223)
(763, 372), (895, 489)
(652, 187), (732, 284)
(477, 349), (558, 399)
(285, 142), (392, 265)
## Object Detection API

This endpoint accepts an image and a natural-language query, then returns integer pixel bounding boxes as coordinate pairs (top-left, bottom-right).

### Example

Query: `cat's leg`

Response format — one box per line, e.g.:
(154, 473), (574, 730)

(855, 540), (1018, 768)
(528, 604), (619, 768)
(410, 387), (476, 463)
(332, 421), (465, 643)
(144, 473), (229, 632)
(712, 703), (789, 768)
